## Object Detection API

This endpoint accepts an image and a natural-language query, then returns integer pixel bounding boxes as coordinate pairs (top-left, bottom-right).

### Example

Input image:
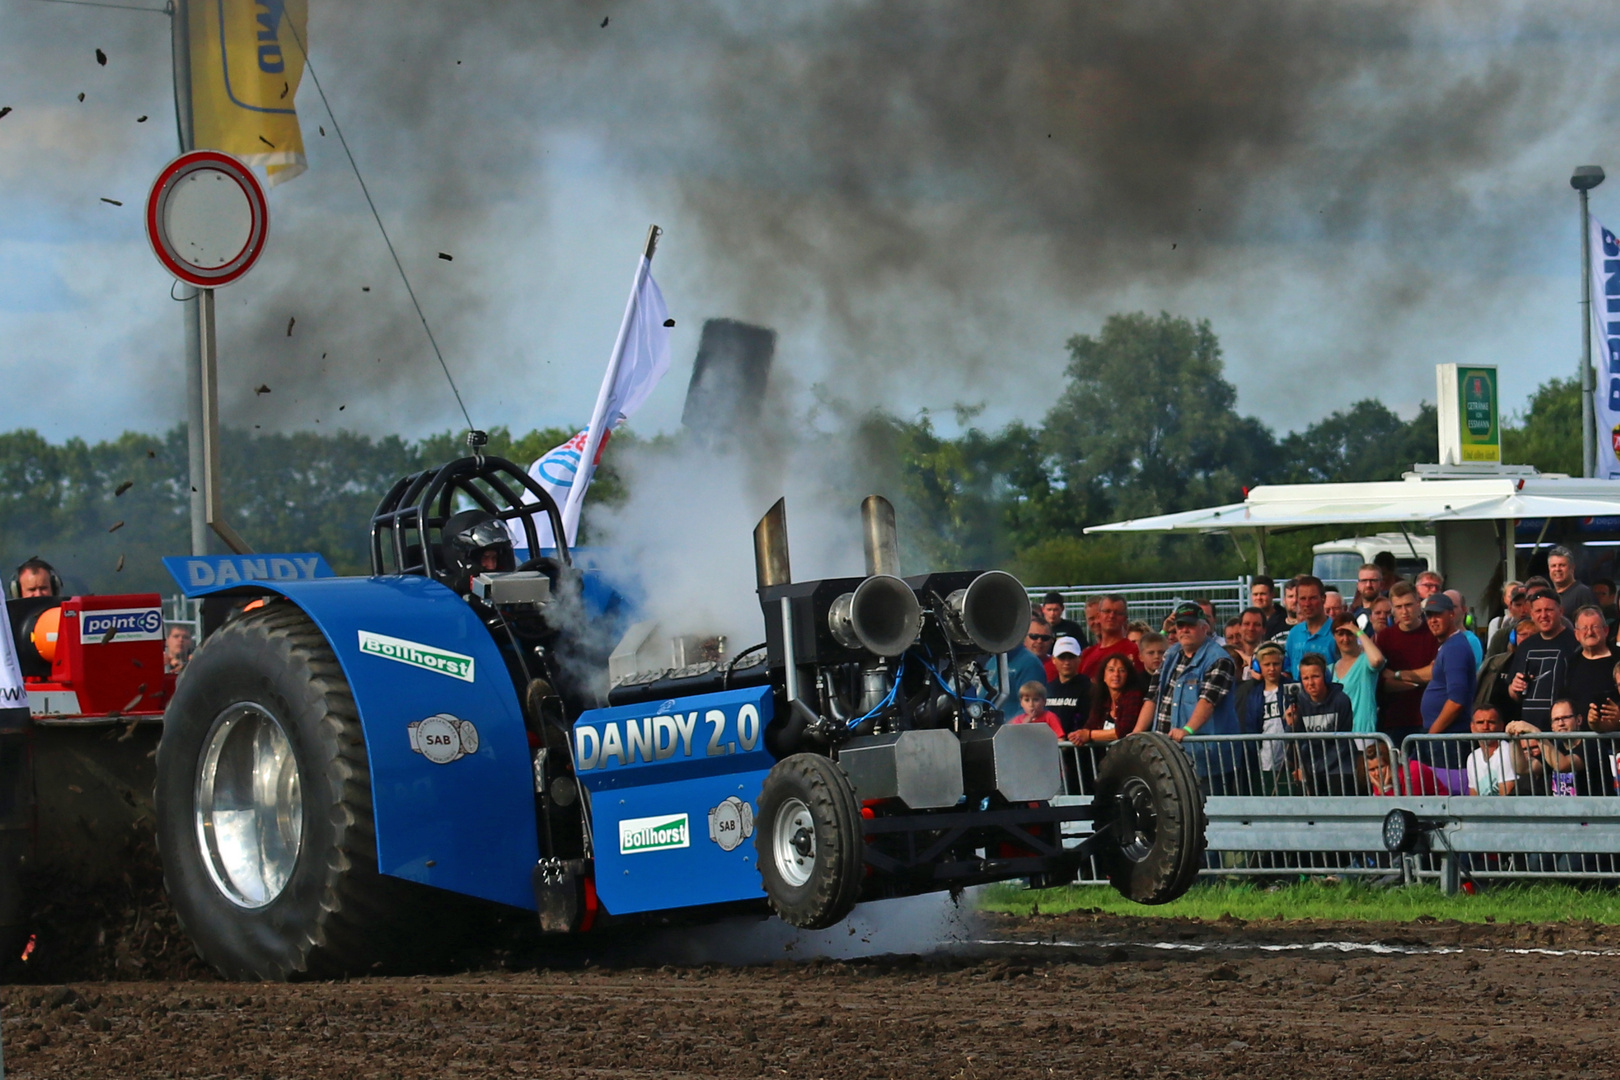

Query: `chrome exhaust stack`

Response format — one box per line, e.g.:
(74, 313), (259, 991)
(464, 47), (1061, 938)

(753, 497), (791, 590)
(828, 575), (922, 657)
(945, 570), (1030, 654)
(860, 495), (901, 578)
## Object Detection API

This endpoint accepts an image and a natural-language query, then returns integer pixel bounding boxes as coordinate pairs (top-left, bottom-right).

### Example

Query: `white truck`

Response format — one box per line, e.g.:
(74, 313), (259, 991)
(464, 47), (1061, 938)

(1311, 532), (1437, 595)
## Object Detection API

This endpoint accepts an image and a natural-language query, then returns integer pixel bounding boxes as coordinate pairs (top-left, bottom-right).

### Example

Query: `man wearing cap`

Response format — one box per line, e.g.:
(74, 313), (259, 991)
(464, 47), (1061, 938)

(1044, 636), (1091, 736)
(1039, 592), (1088, 649)
(1134, 601), (1241, 794)
(1417, 591), (1477, 766)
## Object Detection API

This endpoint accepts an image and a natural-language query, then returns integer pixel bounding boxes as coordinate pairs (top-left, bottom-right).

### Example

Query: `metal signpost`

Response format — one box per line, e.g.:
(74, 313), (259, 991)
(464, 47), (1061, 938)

(1573, 165), (1606, 478)
(144, 150), (269, 555)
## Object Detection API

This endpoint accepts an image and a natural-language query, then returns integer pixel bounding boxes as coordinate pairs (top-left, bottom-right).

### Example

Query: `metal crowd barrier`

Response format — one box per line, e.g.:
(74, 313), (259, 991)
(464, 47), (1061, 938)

(1053, 731), (1620, 894)
(163, 593), (202, 636)
(1028, 577), (1253, 634)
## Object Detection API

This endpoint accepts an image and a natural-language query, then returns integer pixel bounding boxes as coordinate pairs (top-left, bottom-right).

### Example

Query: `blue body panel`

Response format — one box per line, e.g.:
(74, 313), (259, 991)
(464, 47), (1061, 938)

(575, 686), (775, 915)
(222, 576), (540, 910)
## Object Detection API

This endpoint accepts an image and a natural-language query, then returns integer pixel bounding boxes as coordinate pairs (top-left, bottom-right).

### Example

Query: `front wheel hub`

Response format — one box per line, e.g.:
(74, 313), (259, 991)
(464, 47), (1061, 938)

(773, 798), (816, 887)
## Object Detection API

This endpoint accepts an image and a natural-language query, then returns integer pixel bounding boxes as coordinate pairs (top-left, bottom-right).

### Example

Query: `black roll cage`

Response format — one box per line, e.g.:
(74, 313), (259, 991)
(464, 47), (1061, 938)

(369, 454), (571, 580)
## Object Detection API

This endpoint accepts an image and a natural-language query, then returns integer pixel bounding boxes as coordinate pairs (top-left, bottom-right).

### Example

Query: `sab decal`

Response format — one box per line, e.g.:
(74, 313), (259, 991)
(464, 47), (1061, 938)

(619, 813), (690, 855)
(707, 797), (755, 852)
(408, 713), (480, 764)
(358, 629), (475, 682)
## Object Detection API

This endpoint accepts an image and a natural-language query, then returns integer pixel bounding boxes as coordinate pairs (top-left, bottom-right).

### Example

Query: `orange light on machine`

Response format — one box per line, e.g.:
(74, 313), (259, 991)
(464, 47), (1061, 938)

(31, 606), (62, 666)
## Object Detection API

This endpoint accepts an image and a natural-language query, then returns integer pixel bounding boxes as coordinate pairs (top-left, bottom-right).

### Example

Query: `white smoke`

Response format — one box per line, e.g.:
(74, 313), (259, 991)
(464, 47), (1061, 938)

(591, 419), (875, 654)
(636, 891), (986, 966)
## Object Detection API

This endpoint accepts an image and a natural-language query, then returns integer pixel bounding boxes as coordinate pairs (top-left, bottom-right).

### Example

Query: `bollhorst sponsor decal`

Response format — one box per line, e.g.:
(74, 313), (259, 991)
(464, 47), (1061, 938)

(619, 813), (690, 855)
(357, 630), (475, 682)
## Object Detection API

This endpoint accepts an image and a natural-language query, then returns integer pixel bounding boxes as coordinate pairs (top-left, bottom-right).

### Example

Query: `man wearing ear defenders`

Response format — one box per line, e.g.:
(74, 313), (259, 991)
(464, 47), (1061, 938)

(10, 558), (61, 599)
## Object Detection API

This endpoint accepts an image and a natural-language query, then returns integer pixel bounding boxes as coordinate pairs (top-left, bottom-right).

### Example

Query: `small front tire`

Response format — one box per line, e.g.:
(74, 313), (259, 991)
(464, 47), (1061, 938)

(756, 754), (863, 929)
(1093, 732), (1207, 905)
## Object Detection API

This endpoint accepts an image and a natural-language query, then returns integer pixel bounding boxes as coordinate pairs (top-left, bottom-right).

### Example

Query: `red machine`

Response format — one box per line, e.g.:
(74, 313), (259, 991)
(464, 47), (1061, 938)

(15, 593), (175, 722)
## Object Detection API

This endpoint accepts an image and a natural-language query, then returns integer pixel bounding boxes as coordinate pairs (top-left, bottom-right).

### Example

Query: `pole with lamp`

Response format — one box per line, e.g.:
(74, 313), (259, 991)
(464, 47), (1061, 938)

(1573, 164), (1606, 479)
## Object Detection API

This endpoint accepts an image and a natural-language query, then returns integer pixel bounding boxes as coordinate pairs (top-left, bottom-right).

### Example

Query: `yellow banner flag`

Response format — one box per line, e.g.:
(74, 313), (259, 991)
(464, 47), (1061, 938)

(188, 0), (309, 186)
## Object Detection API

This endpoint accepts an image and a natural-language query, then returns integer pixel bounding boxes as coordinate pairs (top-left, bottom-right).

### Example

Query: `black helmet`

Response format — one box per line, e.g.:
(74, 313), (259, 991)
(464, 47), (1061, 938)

(441, 509), (515, 590)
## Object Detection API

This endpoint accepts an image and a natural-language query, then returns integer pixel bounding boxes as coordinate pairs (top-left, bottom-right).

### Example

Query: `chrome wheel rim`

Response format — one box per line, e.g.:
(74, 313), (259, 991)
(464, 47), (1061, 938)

(772, 797), (816, 888)
(195, 702), (303, 908)
(1115, 776), (1159, 862)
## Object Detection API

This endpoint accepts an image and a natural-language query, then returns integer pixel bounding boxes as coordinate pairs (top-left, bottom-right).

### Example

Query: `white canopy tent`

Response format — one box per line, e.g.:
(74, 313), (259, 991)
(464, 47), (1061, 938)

(1088, 476), (1620, 534)
(1083, 466), (1620, 610)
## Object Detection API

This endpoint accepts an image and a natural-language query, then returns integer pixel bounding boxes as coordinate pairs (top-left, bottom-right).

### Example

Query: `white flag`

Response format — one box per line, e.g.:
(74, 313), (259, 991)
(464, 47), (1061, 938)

(555, 244), (673, 544)
(519, 426), (611, 551)
(1, 608), (29, 725)
(1592, 216), (1620, 479)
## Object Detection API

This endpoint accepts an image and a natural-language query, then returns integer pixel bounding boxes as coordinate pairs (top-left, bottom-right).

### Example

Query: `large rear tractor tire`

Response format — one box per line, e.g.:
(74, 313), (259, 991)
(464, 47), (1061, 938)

(756, 753), (863, 930)
(156, 601), (449, 980)
(1093, 732), (1207, 905)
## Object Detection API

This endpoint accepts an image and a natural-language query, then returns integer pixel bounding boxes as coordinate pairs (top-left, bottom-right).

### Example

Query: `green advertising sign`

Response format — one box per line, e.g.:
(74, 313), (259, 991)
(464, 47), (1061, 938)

(1457, 366), (1500, 462)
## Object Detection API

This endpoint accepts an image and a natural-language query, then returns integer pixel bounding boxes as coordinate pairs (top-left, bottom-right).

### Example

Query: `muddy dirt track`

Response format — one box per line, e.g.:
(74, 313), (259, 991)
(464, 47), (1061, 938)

(7, 909), (1620, 1078)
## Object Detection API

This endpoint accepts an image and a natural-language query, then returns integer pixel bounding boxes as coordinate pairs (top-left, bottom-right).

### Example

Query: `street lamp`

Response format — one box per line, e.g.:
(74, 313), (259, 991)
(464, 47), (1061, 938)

(1573, 165), (1605, 478)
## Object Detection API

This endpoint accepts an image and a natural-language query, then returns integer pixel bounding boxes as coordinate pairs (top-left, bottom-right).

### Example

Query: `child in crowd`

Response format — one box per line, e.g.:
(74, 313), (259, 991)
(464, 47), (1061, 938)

(1364, 741), (1450, 795)
(1235, 642), (1296, 795)
(1013, 681), (1065, 737)
(1126, 620), (1151, 645)
(1138, 632), (1168, 678)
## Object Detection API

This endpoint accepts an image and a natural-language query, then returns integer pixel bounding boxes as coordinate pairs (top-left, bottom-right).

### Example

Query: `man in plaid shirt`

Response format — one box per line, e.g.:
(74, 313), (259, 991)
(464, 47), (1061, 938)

(1135, 601), (1241, 792)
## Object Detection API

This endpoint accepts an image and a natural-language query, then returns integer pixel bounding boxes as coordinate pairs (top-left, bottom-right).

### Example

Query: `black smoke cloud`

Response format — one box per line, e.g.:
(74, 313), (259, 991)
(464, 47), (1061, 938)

(10, 1), (1616, 433)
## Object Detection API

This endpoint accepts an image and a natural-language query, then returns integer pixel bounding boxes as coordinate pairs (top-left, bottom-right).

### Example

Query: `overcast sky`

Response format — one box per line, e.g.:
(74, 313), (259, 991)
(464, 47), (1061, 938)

(3, 1), (1620, 448)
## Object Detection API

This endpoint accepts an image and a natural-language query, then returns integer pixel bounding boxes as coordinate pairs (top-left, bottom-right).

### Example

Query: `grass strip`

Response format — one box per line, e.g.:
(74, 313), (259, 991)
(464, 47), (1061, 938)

(979, 879), (1620, 924)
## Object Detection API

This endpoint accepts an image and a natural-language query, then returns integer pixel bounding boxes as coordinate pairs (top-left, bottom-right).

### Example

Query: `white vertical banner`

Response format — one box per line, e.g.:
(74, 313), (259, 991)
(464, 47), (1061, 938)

(1590, 216), (1620, 479)
(0, 609), (29, 725)
(557, 238), (672, 545)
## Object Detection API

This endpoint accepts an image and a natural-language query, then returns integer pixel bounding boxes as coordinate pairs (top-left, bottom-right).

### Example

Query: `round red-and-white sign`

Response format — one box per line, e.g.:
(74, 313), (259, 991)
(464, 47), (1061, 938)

(145, 150), (269, 288)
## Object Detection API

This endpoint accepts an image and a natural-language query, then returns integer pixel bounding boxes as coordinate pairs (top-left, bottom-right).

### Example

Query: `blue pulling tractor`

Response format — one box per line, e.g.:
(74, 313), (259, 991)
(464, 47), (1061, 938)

(155, 452), (1206, 979)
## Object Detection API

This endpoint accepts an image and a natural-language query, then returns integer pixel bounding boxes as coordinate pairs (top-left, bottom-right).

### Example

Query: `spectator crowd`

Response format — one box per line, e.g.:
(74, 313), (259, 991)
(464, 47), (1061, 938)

(1010, 544), (1620, 799)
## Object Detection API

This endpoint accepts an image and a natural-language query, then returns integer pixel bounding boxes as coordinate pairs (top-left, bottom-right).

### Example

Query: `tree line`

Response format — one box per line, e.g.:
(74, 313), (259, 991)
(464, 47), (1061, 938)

(0, 312), (1578, 597)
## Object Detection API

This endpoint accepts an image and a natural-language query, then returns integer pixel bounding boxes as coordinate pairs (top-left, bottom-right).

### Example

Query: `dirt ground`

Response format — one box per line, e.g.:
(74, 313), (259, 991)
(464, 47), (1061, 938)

(6, 906), (1620, 1078)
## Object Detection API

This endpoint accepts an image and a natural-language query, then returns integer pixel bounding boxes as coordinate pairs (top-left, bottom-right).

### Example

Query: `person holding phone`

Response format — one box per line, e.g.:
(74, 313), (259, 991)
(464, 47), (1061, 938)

(1332, 612), (1386, 740)
(1506, 590), (1578, 731)
(1233, 642), (1296, 795)
(1565, 606), (1616, 729)
(1284, 652), (1355, 795)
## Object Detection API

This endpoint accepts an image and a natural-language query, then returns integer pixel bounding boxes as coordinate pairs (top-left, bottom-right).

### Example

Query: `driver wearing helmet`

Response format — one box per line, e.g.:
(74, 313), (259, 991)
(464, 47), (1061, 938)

(441, 510), (516, 594)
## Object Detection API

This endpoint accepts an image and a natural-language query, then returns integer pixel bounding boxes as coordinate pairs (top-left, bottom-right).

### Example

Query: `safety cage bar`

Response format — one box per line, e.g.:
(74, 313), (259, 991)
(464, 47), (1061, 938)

(370, 454), (571, 579)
